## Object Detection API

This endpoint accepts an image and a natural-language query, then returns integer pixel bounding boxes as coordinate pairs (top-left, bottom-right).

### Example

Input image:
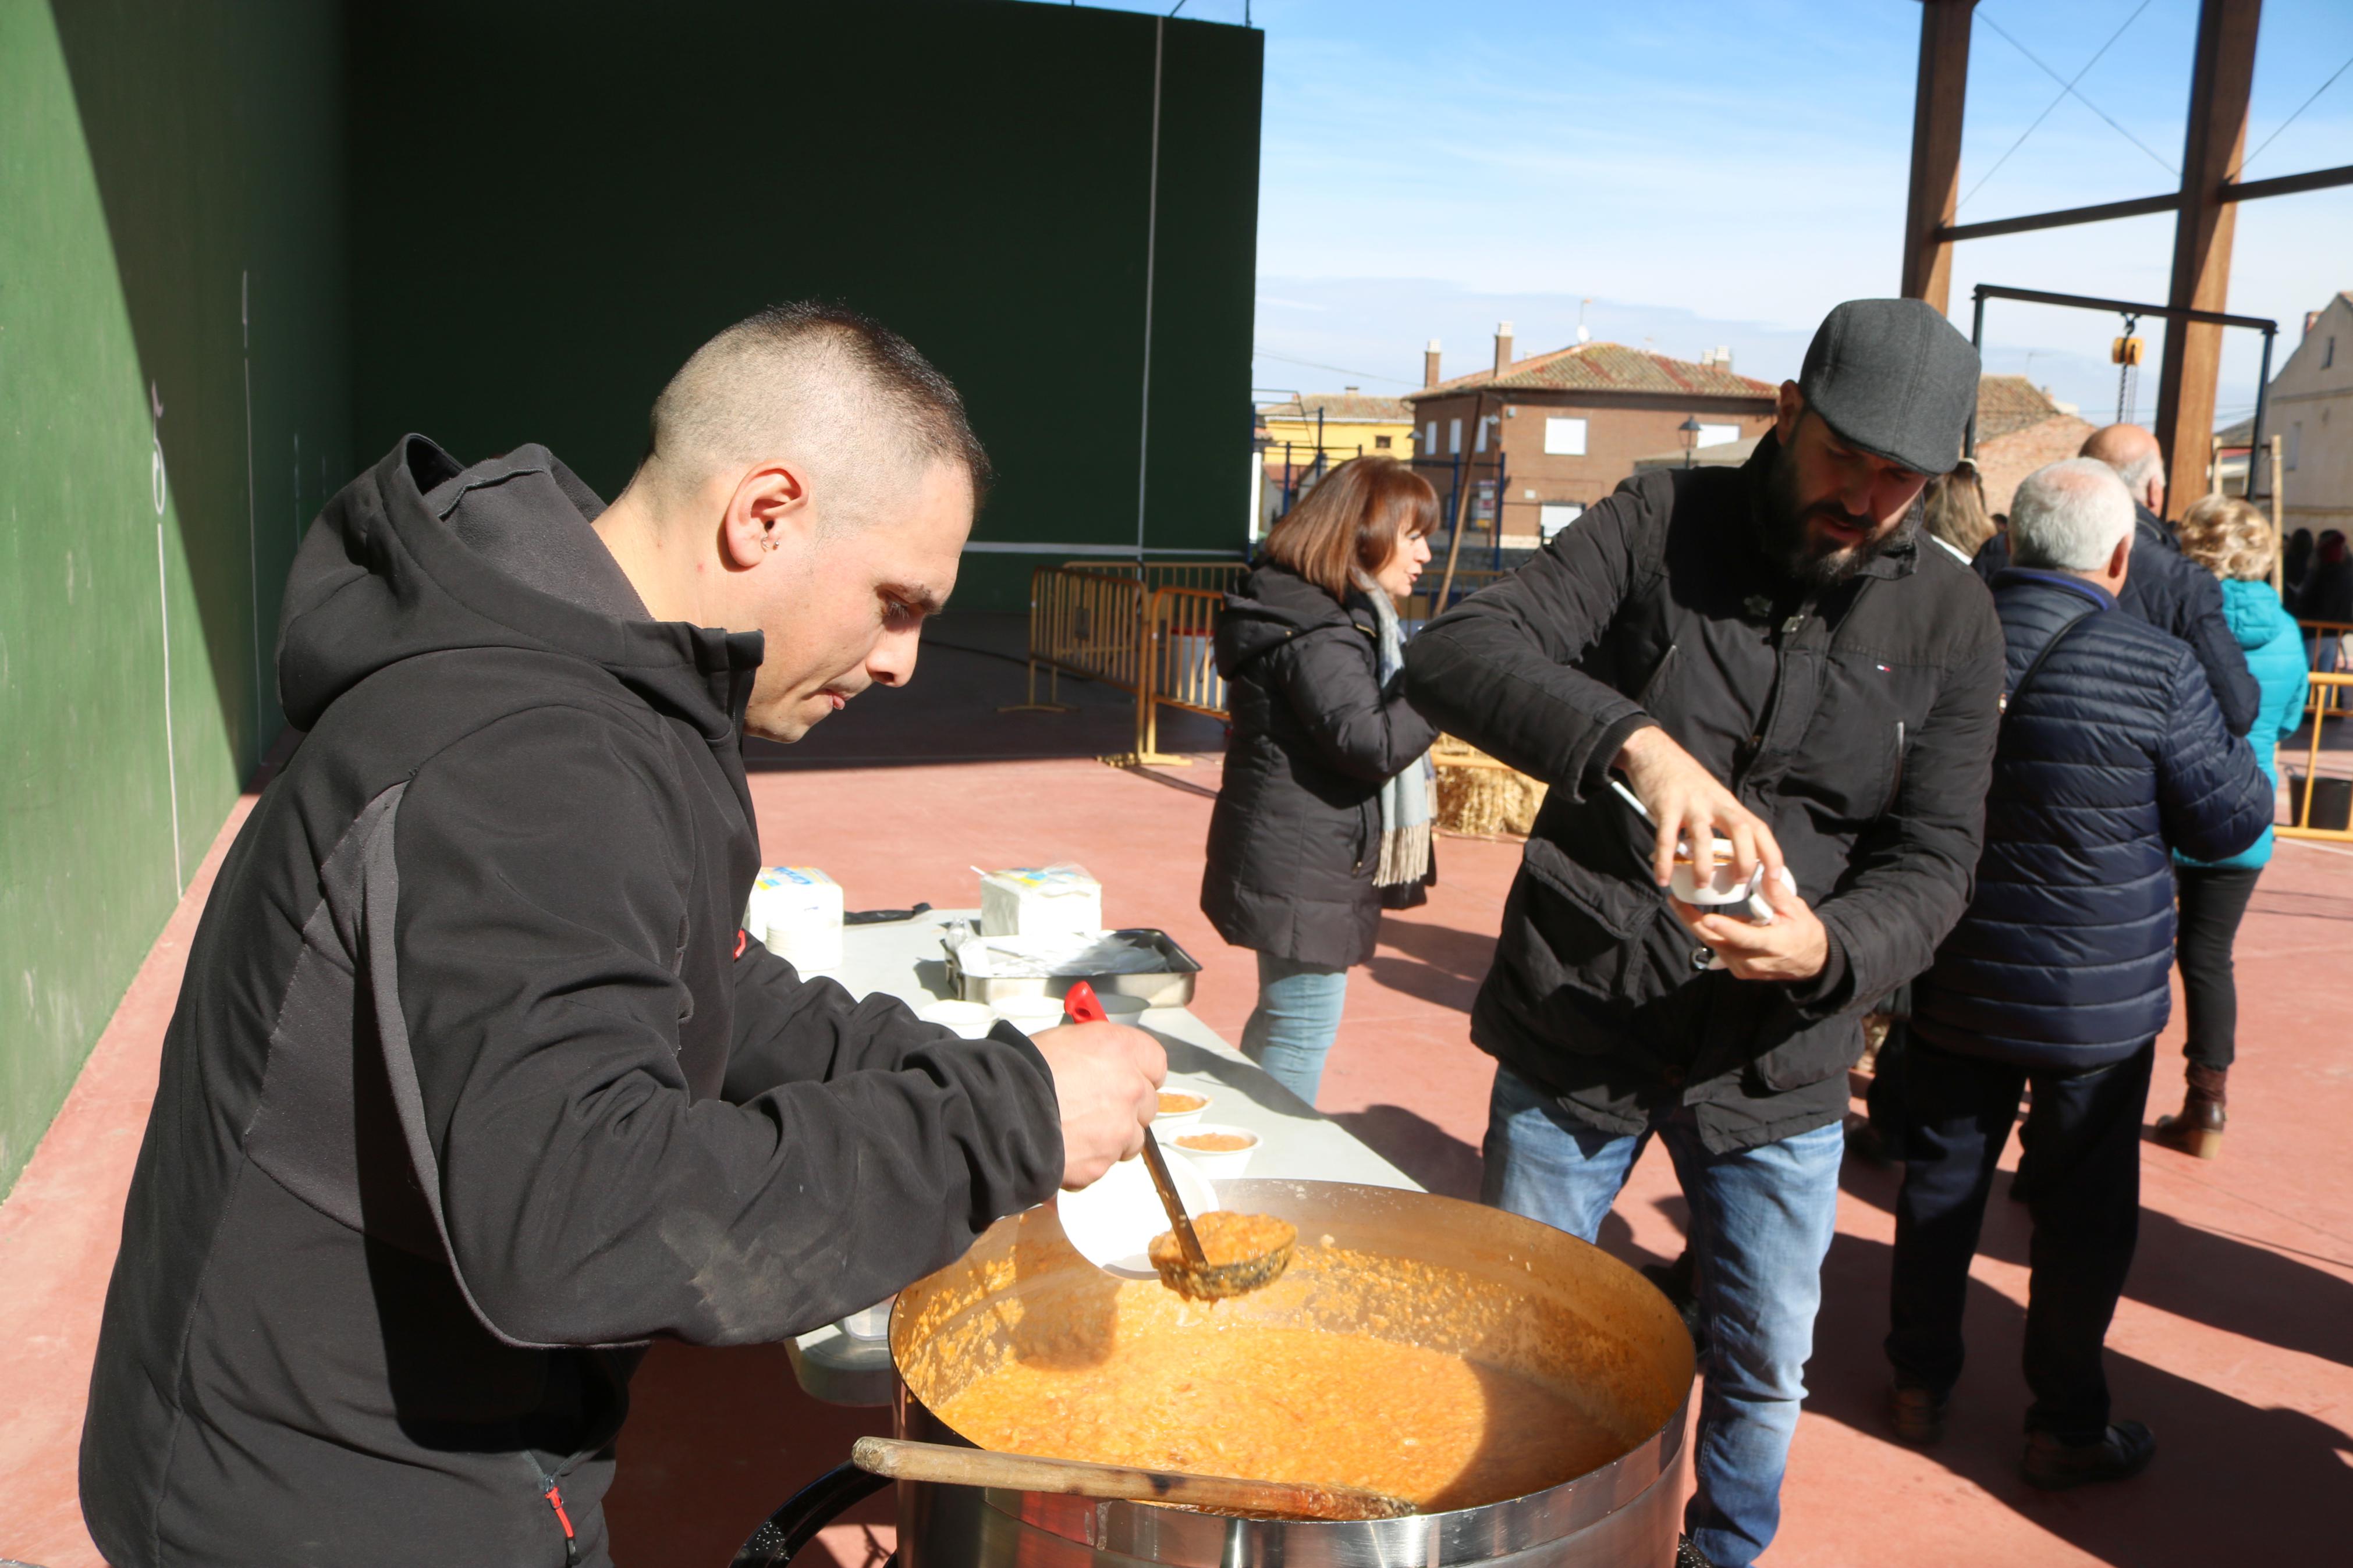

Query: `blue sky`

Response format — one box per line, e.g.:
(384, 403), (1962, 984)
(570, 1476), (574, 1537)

(1058, 0), (2352, 432)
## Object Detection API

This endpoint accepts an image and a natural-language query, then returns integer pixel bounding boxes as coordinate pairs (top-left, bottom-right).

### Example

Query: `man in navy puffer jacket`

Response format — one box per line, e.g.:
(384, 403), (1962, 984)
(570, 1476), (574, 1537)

(1886, 458), (2272, 1490)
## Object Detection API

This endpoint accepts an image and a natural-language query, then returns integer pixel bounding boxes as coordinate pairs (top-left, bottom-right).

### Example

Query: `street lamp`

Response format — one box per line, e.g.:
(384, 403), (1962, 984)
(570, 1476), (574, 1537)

(1679, 415), (1704, 468)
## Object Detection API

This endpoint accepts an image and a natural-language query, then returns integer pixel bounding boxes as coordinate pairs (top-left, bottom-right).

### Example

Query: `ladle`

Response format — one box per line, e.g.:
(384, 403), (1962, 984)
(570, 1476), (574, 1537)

(852, 1437), (1417, 1522)
(1062, 983), (1293, 1299)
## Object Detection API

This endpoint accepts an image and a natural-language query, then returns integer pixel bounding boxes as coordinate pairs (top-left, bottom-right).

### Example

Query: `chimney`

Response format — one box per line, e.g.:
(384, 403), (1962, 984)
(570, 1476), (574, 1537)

(1493, 321), (1514, 375)
(1714, 344), (1732, 371)
(2308, 310), (2322, 339)
(1424, 339), (1442, 387)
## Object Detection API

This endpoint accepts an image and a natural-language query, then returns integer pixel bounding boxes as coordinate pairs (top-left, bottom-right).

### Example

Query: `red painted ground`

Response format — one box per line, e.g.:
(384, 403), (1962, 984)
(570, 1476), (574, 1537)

(3, 623), (2348, 1566)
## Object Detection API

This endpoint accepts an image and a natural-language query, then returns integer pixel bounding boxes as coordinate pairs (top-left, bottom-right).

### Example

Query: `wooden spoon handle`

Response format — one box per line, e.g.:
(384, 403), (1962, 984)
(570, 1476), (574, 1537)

(850, 1437), (1414, 1521)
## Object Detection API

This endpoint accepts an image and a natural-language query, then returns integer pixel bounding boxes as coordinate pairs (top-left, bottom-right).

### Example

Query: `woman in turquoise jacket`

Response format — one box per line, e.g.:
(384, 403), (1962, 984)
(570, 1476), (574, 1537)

(2159, 496), (2311, 1157)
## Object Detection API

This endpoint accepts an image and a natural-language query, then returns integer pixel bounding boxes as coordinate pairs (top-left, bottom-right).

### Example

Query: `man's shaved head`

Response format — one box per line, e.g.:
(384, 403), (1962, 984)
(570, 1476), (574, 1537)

(2080, 422), (2163, 506)
(643, 300), (989, 528)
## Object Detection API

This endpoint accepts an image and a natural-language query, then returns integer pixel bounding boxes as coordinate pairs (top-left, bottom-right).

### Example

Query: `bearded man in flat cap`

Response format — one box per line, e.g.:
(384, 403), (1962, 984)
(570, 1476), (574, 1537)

(1407, 298), (2003, 1567)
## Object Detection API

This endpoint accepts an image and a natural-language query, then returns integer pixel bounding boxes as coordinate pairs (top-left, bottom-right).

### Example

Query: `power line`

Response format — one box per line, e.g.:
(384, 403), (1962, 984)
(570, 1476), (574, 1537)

(1251, 349), (1417, 387)
(1978, 10), (2177, 177)
(1961, 1), (2155, 211)
(2237, 51), (2353, 176)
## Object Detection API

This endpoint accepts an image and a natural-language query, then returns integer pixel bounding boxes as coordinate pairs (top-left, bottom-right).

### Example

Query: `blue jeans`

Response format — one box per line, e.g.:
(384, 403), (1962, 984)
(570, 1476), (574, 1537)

(1238, 953), (1348, 1105)
(1482, 1065), (1843, 1568)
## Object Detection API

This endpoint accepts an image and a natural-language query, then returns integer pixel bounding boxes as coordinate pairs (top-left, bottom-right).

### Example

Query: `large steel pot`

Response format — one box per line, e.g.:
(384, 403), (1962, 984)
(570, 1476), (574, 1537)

(886, 1179), (1693, 1568)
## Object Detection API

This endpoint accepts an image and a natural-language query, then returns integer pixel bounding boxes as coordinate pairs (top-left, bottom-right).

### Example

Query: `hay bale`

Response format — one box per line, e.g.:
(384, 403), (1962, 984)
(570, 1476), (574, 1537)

(1432, 737), (1548, 838)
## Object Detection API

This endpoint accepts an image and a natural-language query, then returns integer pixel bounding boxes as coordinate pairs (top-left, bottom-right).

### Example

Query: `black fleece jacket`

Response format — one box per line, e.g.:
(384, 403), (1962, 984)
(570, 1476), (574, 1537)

(1201, 563), (1437, 969)
(79, 439), (1063, 1568)
(1404, 437), (2004, 1153)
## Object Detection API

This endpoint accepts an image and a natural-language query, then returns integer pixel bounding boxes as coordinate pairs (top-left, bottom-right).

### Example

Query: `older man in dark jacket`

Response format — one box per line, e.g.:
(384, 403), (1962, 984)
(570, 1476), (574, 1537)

(1974, 423), (2258, 735)
(1888, 458), (2272, 1489)
(1406, 300), (2004, 1567)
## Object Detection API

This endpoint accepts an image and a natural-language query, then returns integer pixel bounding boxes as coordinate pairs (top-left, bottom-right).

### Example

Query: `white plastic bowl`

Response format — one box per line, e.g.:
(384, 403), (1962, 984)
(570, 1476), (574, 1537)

(1094, 991), (1149, 1025)
(991, 994), (1069, 1035)
(1153, 1087), (1211, 1129)
(917, 1000), (995, 1040)
(1162, 1123), (1259, 1181)
(1056, 1144), (1219, 1276)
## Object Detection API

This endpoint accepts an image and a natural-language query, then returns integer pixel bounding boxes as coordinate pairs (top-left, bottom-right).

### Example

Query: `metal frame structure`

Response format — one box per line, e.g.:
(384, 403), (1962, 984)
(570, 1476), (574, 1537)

(1902, 0), (2353, 515)
(1964, 285), (2278, 497)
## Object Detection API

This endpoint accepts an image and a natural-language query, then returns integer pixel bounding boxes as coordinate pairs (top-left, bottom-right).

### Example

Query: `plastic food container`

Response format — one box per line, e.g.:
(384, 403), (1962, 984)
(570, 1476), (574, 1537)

(991, 994), (1070, 1036)
(1154, 1089), (1211, 1130)
(1165, 1123), (1259, 1181)
(1095, 993), (1148, 1025)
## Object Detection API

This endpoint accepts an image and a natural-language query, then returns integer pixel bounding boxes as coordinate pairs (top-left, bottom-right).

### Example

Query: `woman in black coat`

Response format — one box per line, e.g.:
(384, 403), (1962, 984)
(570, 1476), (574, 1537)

(1201, 456), (1439, 1104)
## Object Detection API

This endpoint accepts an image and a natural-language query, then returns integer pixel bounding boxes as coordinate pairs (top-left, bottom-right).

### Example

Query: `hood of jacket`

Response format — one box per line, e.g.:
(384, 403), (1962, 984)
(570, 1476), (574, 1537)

(2220, 577), (2290, 649)
(1216, 560), (1372, 677)
(276, 435), (762, 743)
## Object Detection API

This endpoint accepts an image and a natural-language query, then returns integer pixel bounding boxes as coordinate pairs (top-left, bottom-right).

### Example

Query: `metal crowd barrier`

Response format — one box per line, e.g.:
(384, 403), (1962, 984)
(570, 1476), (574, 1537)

(2280, 670), (2353, 841)
(1120, 586), (1229, 766)
(2298, 618), (2353, 690)
(1002, 564), (1146, 712)
(1062, 559), (1250, 594)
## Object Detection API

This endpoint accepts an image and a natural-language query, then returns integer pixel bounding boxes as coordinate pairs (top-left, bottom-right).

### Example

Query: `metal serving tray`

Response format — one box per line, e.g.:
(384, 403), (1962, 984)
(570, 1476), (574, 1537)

(945, 927), (1201, 1009)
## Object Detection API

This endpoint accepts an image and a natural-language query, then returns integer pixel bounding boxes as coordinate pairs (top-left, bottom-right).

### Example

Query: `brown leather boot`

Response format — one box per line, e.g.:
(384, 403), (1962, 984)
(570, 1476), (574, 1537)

(2153, 1065), (2227, 1158)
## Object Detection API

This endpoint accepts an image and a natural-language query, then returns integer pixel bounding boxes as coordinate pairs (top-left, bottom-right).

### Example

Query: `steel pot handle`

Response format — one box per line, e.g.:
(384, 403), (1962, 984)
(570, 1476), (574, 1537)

(729, 1460), (893, 1568)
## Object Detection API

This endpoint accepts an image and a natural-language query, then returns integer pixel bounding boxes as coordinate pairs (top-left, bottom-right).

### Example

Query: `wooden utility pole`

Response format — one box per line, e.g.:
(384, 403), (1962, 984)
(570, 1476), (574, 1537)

(2267, 432), (2285, 593)
(1900, 0), (1976, 313)
(2154, 0), (2262, 519)
(1433, 394), (1492, 612)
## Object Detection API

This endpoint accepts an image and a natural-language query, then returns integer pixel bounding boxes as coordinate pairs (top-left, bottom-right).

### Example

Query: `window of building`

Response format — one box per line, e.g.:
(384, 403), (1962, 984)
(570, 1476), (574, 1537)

(1375, 434), (1393, 450)
(1539, 503), (1582, 539)
(2287, 422), (2300, 470)
(1475, 415), (1495, 453)
(1544, 417), (1587, 456)
(1425, 420), (1438, 453)
(2325, 336), (2336, 369)
(1449, 418), (1463, 454)
(1697, 422), (1741, 449)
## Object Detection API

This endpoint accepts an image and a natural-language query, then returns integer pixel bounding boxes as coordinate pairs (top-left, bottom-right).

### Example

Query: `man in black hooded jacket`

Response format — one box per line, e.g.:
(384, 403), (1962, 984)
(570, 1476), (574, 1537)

(79, 304), (1165, 1567)
(1405, 300), (2004, 1567)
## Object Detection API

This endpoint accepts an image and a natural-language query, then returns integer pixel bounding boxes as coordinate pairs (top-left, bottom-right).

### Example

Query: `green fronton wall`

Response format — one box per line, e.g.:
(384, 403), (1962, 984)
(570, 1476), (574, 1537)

(0, 0), (1259, 1200)
(0, 0), (351, 1198)
(343, 0), (1264, 610)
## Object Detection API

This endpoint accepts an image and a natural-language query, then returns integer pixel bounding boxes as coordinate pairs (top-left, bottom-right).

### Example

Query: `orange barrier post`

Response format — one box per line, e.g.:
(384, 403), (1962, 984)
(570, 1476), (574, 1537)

(2279, 670), (2353, 842)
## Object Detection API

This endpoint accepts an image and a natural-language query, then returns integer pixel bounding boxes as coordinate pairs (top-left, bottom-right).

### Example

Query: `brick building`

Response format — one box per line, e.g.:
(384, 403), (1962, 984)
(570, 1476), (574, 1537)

(1406, 324), (1777, 543)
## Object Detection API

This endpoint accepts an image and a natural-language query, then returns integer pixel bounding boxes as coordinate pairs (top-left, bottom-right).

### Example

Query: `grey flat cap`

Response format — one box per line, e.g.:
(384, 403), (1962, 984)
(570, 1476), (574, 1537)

(1798, 298), (1981, 475)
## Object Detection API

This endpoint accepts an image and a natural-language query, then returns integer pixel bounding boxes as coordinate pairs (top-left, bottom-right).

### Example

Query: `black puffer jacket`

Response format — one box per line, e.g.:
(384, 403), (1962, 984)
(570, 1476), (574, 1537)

(1911, 570), (2273, 1067)
(1201, 563), (1438, 969)
(1976, 503), (2258, 735)
(1405, 435), (2006, 1153)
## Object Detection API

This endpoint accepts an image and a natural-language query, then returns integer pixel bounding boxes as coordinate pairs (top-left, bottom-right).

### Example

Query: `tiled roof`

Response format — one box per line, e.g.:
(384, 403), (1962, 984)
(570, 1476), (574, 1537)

(1405, 342), (1777, 403)
(1257, 391), (1417, 422)
(1974, 375), (2070, 443)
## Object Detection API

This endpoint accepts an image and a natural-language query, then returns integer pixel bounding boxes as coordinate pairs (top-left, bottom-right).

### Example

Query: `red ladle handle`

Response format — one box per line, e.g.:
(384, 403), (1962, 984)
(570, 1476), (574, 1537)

(1063, 980), (1108, 1024)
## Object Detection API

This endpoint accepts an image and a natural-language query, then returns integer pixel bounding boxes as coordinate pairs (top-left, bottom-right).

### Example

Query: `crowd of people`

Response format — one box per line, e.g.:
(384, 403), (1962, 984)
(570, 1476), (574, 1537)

(1207, 299), (2303, 1567)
